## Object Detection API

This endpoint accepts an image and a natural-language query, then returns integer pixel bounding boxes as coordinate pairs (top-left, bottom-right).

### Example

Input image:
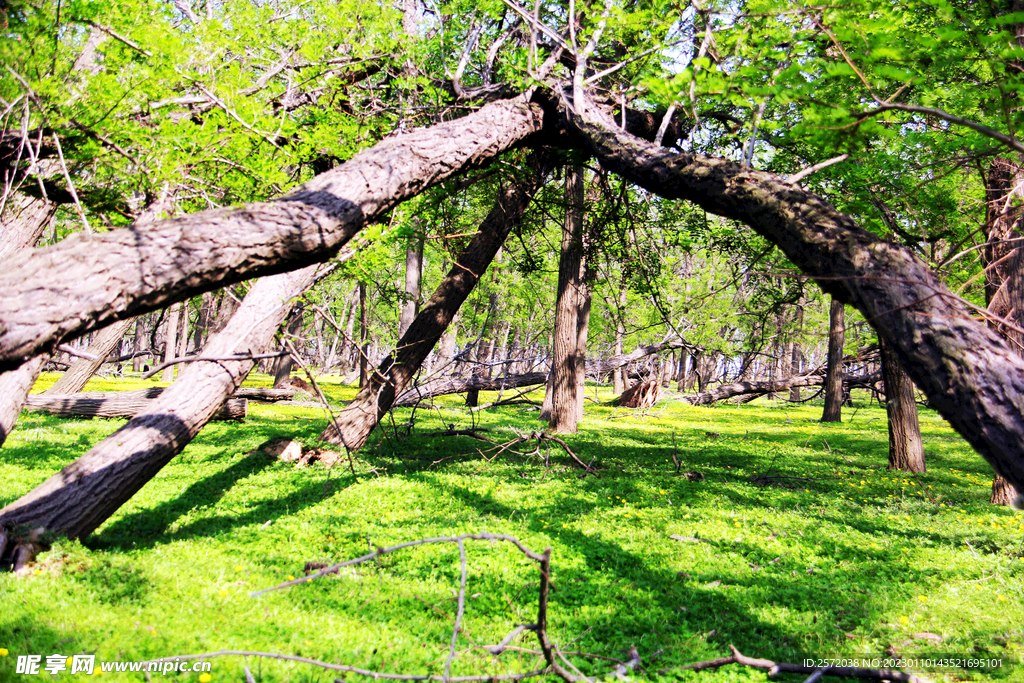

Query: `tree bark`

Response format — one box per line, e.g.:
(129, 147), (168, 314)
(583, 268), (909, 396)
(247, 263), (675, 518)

(548, 164), (587, 434)
(678, 370), (879, 406)
(44, 319), (133, 395)
(358, 282), (368, 388)
(0, 357), (48, 447)
(161, 303), (181, 382)
(879, 337), (925, 472)
(821, 297), (845, 422)
(318, 153), (553, 449)
(565, 89), (1024, 493)
(273, 306), (305, 387)
(0, 96), (547, 369)
(24, 390), (246, 421)
(399, 236), (424, 337)
(984, 156), (1024, 503)
(0, 265), (321, 539)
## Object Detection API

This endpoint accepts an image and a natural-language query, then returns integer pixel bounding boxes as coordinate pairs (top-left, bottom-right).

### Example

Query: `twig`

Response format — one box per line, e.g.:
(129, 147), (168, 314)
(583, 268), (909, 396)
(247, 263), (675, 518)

(788, 154), (850, 184)
(141, 351), (288, 379)
(444, 540), (468, 682)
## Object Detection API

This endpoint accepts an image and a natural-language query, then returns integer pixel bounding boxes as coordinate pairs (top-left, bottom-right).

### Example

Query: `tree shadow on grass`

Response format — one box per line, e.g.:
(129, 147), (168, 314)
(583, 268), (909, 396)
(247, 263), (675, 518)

(91, 444), (354, 552)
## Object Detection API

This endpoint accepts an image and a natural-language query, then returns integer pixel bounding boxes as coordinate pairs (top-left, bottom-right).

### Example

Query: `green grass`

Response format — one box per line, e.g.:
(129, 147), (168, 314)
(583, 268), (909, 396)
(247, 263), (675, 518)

(1, 373), (1022, 681)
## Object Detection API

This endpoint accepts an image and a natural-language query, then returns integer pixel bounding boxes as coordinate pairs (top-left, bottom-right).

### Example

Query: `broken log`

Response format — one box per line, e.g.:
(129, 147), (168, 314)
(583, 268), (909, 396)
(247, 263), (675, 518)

(616, 379), (663, 408)
(24, 389), (247, 421)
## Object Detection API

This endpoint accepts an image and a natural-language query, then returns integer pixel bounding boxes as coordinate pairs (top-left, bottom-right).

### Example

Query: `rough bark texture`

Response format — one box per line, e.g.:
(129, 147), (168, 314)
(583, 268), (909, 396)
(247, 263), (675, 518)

(548, 165), (587, 433)
(616, 379), (662, 408)
(24, 390), (246, 421)
(565, 90), (1024, 494)
(984, 156), (1024, 504)
(0, 356), (47, 447)
(319, 153), (553, 449)
(0, 265), (321, 539)
(879, 337), (925, 472)
(0, 193), (58, 446)
(44, 319), (135, 395)
(0, 97), (547, 370)
(273, 306), (304, 387)
(399, 237), (424, 337)
(821, 297), (845, 422)
(161, 303), (181, 382)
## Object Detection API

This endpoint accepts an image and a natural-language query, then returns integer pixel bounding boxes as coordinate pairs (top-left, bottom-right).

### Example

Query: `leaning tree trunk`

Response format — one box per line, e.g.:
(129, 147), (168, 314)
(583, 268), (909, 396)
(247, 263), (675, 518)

(43, 319), (135, 395)
(0, 193), (57, 446)
(821, 297), (845, 422)
(565, 88), (1024, 494)
(548, 164), (587, 434)
(0, 96), (547, 370)
(319, 152), (553, 449)
(0, 265), (322, 539)
(984, 156), (1024, 504)
(879, 337), (925, 472)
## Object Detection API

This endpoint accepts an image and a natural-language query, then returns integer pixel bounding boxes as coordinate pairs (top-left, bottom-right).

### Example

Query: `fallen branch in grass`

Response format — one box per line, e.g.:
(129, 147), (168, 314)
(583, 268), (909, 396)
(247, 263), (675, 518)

(676, 370), (881, 406)
(430, 428), (598, 477)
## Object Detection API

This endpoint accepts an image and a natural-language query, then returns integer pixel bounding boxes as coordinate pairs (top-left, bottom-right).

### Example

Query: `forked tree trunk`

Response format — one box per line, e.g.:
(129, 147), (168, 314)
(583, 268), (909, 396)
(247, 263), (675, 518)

(548, 165), (587, 434)
(821, 297), (845, 422)
(565, 90), (1024, 492)
(44, 319), (135, 395)
(318, 153), (553, 449)
(0, 265), (322, 539)
(879, 337), (925, 472)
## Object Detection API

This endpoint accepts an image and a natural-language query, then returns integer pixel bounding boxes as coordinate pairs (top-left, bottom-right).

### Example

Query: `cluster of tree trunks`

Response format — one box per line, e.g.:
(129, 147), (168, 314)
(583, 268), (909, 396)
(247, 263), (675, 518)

(565, 87), (1024, 498)
(318, 150), (556, 450)
(7, 86), (1024, 541)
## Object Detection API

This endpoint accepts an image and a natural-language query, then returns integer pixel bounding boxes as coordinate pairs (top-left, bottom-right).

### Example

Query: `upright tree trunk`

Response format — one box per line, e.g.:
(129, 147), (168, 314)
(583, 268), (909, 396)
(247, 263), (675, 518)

(273, 306), (305, 387)
(984, 156), (1024, 504)
(0, 265), (322, 539)
(44, 319), (135, 395)
(548, 165), (587, 434)
(161, 303), (181, 382)
(879, 337), (925, 472)
(358, 283), (368, 388)
(399, 237), (424, 337)
(821, 297), (845, 422)
(319, 153), (552, 449)
(132, 316), (148, 373)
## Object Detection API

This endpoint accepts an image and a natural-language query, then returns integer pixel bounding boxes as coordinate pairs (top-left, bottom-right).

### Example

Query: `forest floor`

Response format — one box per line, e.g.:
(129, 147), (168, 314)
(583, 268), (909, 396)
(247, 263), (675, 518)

(1, 373), (1022, 682)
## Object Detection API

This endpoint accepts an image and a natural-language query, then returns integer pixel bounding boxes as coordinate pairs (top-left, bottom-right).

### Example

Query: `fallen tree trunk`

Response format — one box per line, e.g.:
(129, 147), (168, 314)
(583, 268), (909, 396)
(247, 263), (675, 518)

(24, 390), (246, 421)
(318, 152), (555, 450)
(0, 265), (322, 539)
(677, 371), (880, 406)
(0, 95), (547, 371)
(566, 87), (1024, 495)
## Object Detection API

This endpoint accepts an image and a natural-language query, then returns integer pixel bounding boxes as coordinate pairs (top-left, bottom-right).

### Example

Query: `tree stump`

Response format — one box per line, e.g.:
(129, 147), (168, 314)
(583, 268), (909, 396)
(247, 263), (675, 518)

(616, 379), (663, 408)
